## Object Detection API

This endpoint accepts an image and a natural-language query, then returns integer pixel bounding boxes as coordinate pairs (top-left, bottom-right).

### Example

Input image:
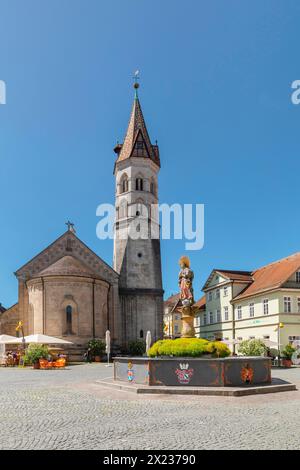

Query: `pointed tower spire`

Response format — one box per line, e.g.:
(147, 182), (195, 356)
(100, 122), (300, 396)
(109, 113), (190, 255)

(114, 79), (160, 167)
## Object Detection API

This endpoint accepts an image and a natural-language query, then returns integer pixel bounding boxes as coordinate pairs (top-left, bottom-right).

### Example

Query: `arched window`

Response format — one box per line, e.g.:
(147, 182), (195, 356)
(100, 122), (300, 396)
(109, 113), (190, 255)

(119, 200), (128, 219)
(136, 178), (143, 191)
(120, 174), (129, 194)
(135, 199), (146, 217)
(150, 179), (156, 195)
(66, 305), (73, 335)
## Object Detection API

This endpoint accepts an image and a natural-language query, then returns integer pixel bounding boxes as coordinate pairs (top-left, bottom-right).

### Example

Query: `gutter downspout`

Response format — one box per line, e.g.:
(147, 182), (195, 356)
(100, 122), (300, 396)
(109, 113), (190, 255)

(42, 278), (45, 334)
(92, 279), (96, 339)
(107, 284), (111, 332)
(232, 282), (236, 354)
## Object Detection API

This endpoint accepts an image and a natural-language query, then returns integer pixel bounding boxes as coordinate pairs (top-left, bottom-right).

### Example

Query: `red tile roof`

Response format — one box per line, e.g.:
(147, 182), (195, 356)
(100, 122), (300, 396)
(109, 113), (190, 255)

(164, 293), (206, 311)
(164, 293), (180, 306)
(115, 95), (160, 167)
(194, 295), (206, 310)
(233, 252), (300, 301)
(215, 270), (253, 282)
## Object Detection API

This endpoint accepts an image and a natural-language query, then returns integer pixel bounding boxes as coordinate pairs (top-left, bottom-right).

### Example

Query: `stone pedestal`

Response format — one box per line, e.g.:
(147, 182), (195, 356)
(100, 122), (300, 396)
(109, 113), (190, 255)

(179, 306), (197, 338)
(181, 311), (195, 338)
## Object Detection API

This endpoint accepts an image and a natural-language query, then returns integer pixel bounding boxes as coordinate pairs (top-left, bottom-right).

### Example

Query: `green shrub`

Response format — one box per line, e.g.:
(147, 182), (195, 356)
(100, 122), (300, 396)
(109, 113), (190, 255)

(148, 338), (230, 358)
(238, 339), (267, 357)
(282, 344), (296, 360)
(128, 340), (146, 356)
(206, 341), (231, 358)
(87, 339), (106, 356)
(269, 348), (279, 358)
(24, 343), (49, 364)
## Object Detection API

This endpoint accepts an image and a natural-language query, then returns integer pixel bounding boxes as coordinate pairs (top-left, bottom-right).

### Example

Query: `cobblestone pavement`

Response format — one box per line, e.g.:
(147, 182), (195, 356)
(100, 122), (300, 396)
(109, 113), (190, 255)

(0, 364), (299, 450)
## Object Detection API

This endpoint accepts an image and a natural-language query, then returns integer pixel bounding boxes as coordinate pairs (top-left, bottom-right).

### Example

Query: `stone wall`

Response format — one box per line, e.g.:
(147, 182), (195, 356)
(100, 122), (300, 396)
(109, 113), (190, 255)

(0, 303), (19, 336)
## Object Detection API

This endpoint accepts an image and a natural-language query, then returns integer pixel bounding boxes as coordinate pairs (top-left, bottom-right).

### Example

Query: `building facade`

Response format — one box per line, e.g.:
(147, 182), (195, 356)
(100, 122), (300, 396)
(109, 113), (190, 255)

(198, 253), (300, 351)
(163, 294), (181, 338)
(164, 294), (205, 339)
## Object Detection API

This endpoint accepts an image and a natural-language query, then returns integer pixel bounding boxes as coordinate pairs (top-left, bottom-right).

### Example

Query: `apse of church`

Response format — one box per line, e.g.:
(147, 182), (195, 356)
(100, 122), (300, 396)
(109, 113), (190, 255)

(10, 230), (121, 349)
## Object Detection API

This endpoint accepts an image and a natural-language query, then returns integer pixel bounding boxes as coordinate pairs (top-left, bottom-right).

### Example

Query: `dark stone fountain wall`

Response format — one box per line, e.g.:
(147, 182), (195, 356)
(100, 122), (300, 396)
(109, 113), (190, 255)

(114, 357), (272, 387)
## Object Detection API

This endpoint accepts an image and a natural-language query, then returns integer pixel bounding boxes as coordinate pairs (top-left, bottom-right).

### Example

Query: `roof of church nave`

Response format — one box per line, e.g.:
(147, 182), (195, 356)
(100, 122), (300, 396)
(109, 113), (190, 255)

(15, 229), (119, 281)
(31, 255), (103, 280)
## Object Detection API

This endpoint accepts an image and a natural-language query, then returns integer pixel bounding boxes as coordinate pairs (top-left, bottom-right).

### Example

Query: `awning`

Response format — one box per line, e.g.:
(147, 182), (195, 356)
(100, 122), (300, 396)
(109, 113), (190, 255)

(5, 334), (73, 345)
(0, 334), (19, 344)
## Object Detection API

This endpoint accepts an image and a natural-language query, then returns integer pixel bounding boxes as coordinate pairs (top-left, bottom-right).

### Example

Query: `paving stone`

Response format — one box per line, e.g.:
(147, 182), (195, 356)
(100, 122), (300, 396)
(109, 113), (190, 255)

(0, 364), (299, 450)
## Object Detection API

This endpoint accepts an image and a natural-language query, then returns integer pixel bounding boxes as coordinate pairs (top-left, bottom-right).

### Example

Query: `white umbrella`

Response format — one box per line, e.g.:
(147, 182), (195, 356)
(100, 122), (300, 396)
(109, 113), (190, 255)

(221, 339), (241, 345)
(0, 335), (17, 359)
(146, 330), (152, 356)
(0, 335), (18, 344)
(105, 330), (111, 367)
(260, 339), (278, 348)
(5, 334), (73, 345)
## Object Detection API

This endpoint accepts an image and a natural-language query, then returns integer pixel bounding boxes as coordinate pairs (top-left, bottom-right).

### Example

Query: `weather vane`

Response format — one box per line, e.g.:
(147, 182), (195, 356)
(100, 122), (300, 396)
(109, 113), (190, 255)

(133, 70), (140, 95)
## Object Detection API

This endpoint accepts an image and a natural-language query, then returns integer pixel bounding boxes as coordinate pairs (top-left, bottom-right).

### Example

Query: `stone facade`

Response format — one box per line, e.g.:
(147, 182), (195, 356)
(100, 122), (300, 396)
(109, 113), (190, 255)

(113, 91), (164, 345)
(0, 303), (19, 336)
(1, 232), (121, 350)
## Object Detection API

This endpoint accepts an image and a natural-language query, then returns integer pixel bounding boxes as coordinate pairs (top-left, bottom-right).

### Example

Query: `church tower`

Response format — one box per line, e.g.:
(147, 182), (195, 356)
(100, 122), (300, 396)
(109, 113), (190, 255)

(113, 81), (163, 345)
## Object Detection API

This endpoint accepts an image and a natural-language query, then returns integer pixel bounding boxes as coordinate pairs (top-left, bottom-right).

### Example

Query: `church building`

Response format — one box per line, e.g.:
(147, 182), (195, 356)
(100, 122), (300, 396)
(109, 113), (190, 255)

(0, 83), (164, 356)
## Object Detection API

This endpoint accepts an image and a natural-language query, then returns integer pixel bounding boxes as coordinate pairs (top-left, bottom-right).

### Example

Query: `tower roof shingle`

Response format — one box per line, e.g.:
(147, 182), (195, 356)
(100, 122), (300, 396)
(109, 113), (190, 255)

(115, 92), (160, 167)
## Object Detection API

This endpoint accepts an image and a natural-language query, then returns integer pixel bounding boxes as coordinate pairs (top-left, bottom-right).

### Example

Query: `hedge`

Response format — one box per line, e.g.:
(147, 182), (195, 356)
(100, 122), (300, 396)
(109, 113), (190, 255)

(148, 338), (230, 358)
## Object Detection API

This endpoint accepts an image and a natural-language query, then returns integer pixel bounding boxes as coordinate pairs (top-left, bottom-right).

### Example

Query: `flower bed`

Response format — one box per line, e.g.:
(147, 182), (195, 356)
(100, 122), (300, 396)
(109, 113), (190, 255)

(148, 338), (230, 358)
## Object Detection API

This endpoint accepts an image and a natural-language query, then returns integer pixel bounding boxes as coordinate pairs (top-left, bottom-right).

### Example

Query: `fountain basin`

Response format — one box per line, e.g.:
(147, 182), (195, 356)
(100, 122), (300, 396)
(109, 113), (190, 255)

(114, 356), (271, 387)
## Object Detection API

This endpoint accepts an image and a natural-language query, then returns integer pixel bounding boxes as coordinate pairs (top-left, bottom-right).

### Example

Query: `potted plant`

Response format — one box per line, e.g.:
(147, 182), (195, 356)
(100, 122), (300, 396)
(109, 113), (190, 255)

(128, 340), (146, 357)
(24, 343), (49, 369)
(282, 344), (296, 368)
(87, 339), (105, 362)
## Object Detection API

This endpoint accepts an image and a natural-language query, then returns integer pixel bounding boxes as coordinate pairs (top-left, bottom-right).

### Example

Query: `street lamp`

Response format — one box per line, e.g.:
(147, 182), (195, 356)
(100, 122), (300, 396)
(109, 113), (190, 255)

(276, 322), (284, 366)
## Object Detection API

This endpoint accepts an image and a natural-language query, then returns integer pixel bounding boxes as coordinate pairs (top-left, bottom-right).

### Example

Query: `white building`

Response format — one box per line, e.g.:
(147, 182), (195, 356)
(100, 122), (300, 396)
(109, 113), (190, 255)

(198, 252), (300, 352)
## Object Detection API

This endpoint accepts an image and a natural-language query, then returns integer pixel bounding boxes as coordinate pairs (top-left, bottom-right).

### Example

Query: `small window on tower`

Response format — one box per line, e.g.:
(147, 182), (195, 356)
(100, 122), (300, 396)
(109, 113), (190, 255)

(121, 176), (128, 193)
(150, 181), (156, 195)
(136, 178), (143, 191)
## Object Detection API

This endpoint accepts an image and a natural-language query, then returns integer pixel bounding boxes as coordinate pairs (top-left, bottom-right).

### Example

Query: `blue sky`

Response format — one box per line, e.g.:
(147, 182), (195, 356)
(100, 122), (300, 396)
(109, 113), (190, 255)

(0, 0), (300, 306)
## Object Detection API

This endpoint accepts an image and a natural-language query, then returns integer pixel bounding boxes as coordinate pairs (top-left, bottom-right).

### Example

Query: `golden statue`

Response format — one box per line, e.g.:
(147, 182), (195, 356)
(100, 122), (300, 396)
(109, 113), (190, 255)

(178, 256), (194, 307)
(177, 256), (198, 338)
